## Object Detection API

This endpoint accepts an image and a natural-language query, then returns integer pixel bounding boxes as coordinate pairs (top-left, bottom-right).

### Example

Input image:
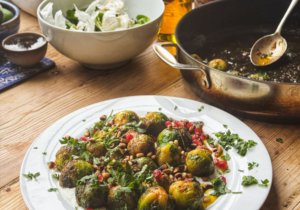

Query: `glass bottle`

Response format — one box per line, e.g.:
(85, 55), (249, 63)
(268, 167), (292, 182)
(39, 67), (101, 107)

(158, 0), (193, 43)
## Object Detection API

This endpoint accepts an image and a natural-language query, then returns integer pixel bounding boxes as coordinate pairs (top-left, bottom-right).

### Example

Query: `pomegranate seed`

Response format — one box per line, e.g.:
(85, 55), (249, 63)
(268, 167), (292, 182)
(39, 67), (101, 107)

(218, 160), (228, 169)
(200, 134), (206, 140)
(97, 173), (104, 182)
(213, 158), (220, 166)
(80, 136), (87, 141)
(88, 160), (92, 164)
(193, 140), (202, 146)
(109, 121), (114, 125)
(123, 160), (126, 164)
(94, 128), (98, 132)
(153, 169), (162, 181)
(165, 121), (172, 127)
(109, 184), (114, 188)
(220, 176), (226, 184)
(195, 128), (201, 135)
(192, 134), (199, 140)
(186, 122), (193, 129)
(86, 208), (93, 210)
(184, 178), (192, 182)
(175, 121), (185, 127)
(205, 134), (210, 139)
(126, 133), (134, 143)
(151, 136), (157, 142)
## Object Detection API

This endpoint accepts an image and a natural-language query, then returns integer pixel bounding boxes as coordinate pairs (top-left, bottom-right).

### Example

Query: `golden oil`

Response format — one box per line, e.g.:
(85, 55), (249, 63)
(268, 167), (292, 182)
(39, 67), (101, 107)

(158, 0), (193, 43)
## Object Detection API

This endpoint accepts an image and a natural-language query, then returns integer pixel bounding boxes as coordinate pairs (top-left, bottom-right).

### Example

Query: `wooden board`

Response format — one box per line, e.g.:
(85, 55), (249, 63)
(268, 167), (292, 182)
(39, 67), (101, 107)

(1, 11), (300, 210)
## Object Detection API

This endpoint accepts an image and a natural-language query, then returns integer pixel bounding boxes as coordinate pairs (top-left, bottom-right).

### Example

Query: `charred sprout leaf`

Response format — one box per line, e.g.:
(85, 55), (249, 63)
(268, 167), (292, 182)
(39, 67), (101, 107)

(238, 169), (244, 172)
(33, 147), (38, 149)
(259, 179), (269, 187)
(276, 138), (283, 143)
(23, 172), (40, 180)
(225, 169), (231, 173)
(210, 177), (231, 196)
(48, 188), (58, 192)
(122, 121), (146, 134)
(248, 162), (259, 170)
(42, 152), (47, 155)
(221, 153), (231, 161)
(174, 106), (178, 110)
(52, 174), (59, 180)
(241, 176), (258, 186)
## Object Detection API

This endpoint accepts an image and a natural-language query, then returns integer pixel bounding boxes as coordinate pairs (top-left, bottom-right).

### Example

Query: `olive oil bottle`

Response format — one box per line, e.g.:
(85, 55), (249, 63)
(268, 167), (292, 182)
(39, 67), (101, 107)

(158, 0), (193, 43)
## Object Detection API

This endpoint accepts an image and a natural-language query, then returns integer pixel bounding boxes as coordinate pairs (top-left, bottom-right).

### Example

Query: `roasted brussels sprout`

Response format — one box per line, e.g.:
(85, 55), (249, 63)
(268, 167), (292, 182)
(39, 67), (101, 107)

(75, 180), (108, 208)
(137, 186), (175, 210)
(132, 157), (157, 171)
(186, 148), (214, 177)
(208, 59), (227, 71)
(105, 147), (125, 162)
(157, 127), (192, 151)
(107, 185), (139, 210)
(153, 174), (172, 192)
(169, 181), (204, 210)
(141, 112), (169, 136)
(127, 132), (155, 157)
(86, 141), (107, 158)
(114, 110), (139, 126)
(248, 72), (270, 80)
(156, 143), (181, 167)
(55, 145), (80, 171)
(59, 160), (93, 188)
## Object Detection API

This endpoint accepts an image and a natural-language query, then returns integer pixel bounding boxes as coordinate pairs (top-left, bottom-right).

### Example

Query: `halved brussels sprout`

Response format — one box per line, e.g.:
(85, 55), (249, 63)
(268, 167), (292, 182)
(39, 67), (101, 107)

(105, 147), (125, 162)
(107, 185), (139, 210)
(127, 132), (155, 157)
(141, 112), (169, 136)
(137, 186), (175, 210)
(208, 59), (227, 71)
(186, 148), (214, 177)
(114, 110), (139, 126)
(75, 180), (108, 208)
(86, 141), (107, 158)
(153, 174), (172, 192)
(59, 160), (93, 188)
(169, 181), (204, 210)
(156, 143), (181, 167)
(55, 145), (80, 171)
(132, 157), (158, 171)
(157, 127), (192, 151)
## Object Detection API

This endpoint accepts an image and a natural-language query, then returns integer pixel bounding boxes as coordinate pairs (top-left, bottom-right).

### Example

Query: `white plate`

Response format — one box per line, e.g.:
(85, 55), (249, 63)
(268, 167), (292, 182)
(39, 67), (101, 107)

(20, 96), (272, 210)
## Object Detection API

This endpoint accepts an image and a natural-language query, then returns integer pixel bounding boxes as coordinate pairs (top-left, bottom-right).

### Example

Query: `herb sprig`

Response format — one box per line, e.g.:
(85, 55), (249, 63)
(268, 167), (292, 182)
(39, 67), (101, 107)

(23, 172), (40, 180)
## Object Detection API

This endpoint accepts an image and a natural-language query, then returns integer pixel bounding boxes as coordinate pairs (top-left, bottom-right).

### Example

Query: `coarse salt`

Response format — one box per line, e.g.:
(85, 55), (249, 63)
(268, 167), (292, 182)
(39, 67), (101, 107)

(5, 37), (46, 51)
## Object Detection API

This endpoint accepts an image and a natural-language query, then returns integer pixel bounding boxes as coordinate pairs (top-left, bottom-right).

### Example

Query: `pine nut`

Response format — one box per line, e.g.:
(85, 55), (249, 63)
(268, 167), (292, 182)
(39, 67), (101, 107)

(183, 165), (187, 172)
(128, 161), (132, 165)
(191, 143), (198, 148)
(182, 172), (187, 178)
(186, 173), (193, 178)
(217, 146), (223, 154)
(181, 155), (186, 163)
(103, 173), (110, 179)
(147, 152), (153, 157)
(189, 125), (195, 132)
(119, 143), (126, 148)
(181, 151), (185, 155)
(184, 119), (189, 124)
(159, 164), (167, 170)
(169, 141), (174, 144)
(163, 169), (172, 174)
(169, 174), (174, 179)
(84, 131), (90, 137)
(48, 161), (55, 169)
(175, 173), (182, 178)
(202, 177), (209, 181)
(117, 131), (122, 138)
(136, 153), (144, 158)
(174, 140), (179, 146)
(174, 167), (179, 173)
(167, 125), (172, 129)
(130, 155), (133, 161)
(151, 155), (156, 160)
(65, 135), (70, 140)
(100, 116), (106, 121)
(204, 197), (211, 203)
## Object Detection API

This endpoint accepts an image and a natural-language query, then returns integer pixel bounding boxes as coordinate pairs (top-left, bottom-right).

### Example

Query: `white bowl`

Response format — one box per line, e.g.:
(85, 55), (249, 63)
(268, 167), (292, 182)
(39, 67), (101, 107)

(37, 0), (164, 69)
(12, 0), (43, 17)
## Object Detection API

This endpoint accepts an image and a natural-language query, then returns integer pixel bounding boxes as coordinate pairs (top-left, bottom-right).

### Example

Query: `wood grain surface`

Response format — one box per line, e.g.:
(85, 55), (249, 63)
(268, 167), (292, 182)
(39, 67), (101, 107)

(1, 11), (300, 210)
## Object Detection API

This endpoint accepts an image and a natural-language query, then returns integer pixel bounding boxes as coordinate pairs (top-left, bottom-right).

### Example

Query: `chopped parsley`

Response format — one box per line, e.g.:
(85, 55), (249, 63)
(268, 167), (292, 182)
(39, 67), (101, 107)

(174, 106), (178, 110)
(82, 119), (86, 122)
(47, 188), (58, 192)
(210, 177), (231, 196)
(221, 153), (231, 161)
(121, 121), (146, 134)
(232, 191), (242, 194)
(259, 179), (269, 187)
(223, 124), (228, 129)
(93, 156), (101, 165)
(94, 110), (114, 130)
(42, 152), (47, 155)
(158, 108), (162, 111)
(59, 137), (86, 151)
(276, 138), (283, 143)
(248, 162), (259, 171)
(198, 106), (204, 112)
(52, 174), (59, 180)
(33, 147), (38, 149)
(189, 154), (200, 160)
(206, 138), (215, 145)
(241, 176), (258, 186)
(23, 172), (40, 180)
(71, 151), (91, 162)
(238, 169), (244, 173)
(165, 162), (173, 171)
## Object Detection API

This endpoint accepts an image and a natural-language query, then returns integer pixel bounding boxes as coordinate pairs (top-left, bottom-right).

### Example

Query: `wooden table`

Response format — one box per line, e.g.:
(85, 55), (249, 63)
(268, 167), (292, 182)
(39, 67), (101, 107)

(1, 11), (300, 210)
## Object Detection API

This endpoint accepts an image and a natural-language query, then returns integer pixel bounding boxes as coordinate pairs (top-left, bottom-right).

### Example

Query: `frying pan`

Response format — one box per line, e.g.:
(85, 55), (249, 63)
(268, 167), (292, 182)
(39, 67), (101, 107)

(153, 0), (300, 123)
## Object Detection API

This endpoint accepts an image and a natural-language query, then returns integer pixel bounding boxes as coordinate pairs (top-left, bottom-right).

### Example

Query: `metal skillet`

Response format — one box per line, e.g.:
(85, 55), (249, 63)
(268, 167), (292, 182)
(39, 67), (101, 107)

(153, 0), (300, 123)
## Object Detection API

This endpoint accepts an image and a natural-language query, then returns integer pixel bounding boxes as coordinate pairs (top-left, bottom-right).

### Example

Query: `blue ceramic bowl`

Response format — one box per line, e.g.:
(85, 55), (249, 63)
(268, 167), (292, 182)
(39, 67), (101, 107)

(0, 1), (20, 45)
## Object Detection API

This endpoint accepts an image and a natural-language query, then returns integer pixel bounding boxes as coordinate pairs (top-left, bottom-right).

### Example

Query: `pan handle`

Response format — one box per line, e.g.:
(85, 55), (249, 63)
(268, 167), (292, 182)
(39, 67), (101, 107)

(153, 42), (211, 89)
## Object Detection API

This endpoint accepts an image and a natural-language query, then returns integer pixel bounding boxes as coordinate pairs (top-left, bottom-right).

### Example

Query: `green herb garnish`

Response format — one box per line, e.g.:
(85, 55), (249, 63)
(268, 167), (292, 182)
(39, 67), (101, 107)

(241, 176), (258, 186)
(42, 152), (47, 155)
(210, 177), (231, 196)
(248, 162), (259, 170)
(258, 179), (269, 187)
(169, 144), (177, 158)
(223, 124), (228, 129)
(82, 119), (86, 122)
(174, 106), (178, 110)
(23, 172), (40, 180)
(48, 188), (58, 192)
(238, 169), (244, 172)
(158, 108), (162, 111)
(221, 153), (231, 161)
(52, 174), (59, 180)
(33, 147), (38, 149)
(276, 138), (283, 143)
(224, 169), (231, 173)
(232, 191), (242, 194)
(198, 106), (204, 112)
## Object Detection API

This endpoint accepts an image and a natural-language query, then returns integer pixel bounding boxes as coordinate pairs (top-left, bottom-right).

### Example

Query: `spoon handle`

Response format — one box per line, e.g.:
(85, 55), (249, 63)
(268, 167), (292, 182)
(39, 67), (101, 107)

(276, 0), (299, 34)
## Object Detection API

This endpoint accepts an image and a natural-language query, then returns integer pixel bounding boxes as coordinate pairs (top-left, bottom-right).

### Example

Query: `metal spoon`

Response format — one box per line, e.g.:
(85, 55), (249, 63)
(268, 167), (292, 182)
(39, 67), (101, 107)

(250, 0), (299, 66)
